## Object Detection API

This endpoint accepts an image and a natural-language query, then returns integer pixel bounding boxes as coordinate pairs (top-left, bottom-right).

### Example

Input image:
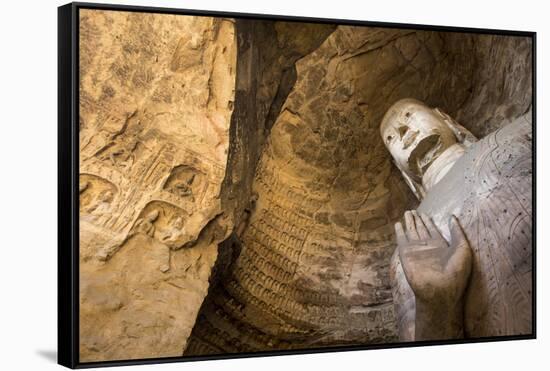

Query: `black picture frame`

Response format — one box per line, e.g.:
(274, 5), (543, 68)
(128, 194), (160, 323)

(58, 2), (537, 368)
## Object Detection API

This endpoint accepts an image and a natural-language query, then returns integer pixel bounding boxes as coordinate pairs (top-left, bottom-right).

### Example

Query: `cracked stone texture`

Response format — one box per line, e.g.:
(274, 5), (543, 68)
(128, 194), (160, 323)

(78, 9), (532, 360)
(78, 9), (334, 362)
(454, 34), (533, 138)
(78, 9), (237, 362)
(184, 27), (532, 354)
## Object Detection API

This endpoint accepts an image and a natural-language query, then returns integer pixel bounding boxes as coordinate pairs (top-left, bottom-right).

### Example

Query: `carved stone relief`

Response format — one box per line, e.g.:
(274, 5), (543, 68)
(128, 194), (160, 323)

(77, 8), (532, 362)
(384, 101), (532, 341)
(79, 9), (237, 362)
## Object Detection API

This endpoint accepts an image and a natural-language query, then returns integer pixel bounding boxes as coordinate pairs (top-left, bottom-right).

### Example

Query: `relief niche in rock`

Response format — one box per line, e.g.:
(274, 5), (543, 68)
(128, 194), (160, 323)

(72, 5), (534, 365)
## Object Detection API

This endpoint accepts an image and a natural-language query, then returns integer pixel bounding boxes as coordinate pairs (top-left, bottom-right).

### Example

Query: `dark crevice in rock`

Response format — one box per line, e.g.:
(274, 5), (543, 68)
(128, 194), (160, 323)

(185, 19), (336, 356)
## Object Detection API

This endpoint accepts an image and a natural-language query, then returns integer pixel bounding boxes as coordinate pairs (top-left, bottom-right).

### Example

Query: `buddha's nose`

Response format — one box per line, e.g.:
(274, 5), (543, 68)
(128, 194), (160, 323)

(403, 129), (419, 149)
(398, 125), (409, 139)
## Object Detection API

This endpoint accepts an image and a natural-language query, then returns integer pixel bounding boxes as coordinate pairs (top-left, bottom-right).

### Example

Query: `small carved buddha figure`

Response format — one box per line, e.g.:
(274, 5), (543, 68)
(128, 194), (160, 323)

(160, 216), (186, 250)
(132, 210), (160, 238)
(380, 98), (532, 341)
(79, 181), (90, 194)
(87, 189), (114, 217)
(174, 174), (196, 200)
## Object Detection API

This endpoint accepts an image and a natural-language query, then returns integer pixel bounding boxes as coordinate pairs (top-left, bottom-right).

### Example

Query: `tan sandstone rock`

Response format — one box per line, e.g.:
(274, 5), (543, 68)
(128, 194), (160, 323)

(78, 9), (236, 362)
(185, 26), (532, 354)
(78, 10), (532, 359)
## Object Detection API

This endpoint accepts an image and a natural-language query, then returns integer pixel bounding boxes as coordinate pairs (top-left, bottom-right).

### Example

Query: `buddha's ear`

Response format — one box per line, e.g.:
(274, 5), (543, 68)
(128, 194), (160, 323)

(434, 108), (478, 147)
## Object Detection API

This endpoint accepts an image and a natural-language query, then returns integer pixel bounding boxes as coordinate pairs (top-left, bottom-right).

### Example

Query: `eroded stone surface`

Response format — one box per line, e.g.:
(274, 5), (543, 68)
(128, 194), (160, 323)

(79, 9), (236, 362)
(390, 115), (532, 341)
(454, 35), (532, 138)
(78, 11), (532, 359)
(185, 27), (529, 354)
(185, 27), (530, 354)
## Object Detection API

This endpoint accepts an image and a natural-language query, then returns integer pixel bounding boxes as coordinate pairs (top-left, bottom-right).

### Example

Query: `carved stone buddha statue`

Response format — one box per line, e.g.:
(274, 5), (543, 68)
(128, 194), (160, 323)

(380, 98), (532, 341)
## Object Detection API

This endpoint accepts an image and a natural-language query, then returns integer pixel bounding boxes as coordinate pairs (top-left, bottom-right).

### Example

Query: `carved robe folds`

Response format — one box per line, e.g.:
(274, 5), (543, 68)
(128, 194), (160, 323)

(391, 117), (533, 339)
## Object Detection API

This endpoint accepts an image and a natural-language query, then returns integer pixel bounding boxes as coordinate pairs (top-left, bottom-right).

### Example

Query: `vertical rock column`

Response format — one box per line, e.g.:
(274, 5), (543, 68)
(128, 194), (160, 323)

(78, 10), (237, 362)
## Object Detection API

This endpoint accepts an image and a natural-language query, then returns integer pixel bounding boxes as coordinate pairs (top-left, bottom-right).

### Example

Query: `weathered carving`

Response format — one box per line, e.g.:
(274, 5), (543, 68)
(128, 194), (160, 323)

(383, 99), (532, 341)
(188, 26), (517, 354)
(77, 8), (532, 361)
(79, 174), (118, 218)
(79, 9), (237, 362)
(163, 165), (207, 203)
(380, 98), (478, 199)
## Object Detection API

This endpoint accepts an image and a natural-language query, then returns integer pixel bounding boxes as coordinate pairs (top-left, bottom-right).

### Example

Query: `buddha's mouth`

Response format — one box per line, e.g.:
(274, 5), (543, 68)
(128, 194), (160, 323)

(407, 134), (442, 177)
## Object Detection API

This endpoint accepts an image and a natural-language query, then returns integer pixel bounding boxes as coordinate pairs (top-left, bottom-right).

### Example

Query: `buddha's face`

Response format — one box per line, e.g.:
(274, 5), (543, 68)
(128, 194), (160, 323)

(99, 190), (114, 203)
(173, 217), (183, 229)
(146, 210), (160, 222)
(380, 99), (457, 181)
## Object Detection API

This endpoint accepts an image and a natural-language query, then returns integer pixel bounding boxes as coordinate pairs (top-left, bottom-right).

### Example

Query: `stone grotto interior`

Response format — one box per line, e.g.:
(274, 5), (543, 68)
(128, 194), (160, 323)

(77, 9), (532, 362)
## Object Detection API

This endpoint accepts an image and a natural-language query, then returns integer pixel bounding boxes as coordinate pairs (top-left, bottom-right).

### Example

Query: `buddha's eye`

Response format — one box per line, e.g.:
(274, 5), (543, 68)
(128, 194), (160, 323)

(386, 135), (393, 143)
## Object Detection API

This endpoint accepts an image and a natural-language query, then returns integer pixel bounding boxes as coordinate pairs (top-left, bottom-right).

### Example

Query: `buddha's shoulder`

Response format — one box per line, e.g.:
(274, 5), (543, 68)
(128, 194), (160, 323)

(468, 116), (532, 162)
(418, 117), (532, 229)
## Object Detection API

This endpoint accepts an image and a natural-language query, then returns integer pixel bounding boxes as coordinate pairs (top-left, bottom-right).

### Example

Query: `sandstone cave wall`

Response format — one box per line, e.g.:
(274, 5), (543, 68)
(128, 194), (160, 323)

(218, 19), (336, 234)
(78, 10), (238, 362)
(76, 9), (533, 360)
(185, 27), (533, 354)
(454, 34), (532, 137)
(78, 10), (335, 362)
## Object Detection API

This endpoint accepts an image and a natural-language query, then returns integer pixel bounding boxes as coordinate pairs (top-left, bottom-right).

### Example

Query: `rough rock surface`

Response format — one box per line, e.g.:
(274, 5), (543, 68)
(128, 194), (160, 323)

(218, 20), (336, 233)
(79, 10), (236, 362)
(185, 28), (532, 354)
(78, 9), (532, 360)
(184, 19), (339, 354)
(454, 35), (533, 137)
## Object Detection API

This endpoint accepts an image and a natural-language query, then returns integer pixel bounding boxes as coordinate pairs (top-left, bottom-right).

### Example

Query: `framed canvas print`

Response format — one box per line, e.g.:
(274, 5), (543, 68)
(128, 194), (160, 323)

(58, 2), (536, 368)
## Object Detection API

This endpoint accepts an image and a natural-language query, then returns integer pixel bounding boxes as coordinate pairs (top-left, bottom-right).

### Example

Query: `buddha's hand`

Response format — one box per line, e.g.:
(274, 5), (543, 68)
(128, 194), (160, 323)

(395, 211), (472, 306)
